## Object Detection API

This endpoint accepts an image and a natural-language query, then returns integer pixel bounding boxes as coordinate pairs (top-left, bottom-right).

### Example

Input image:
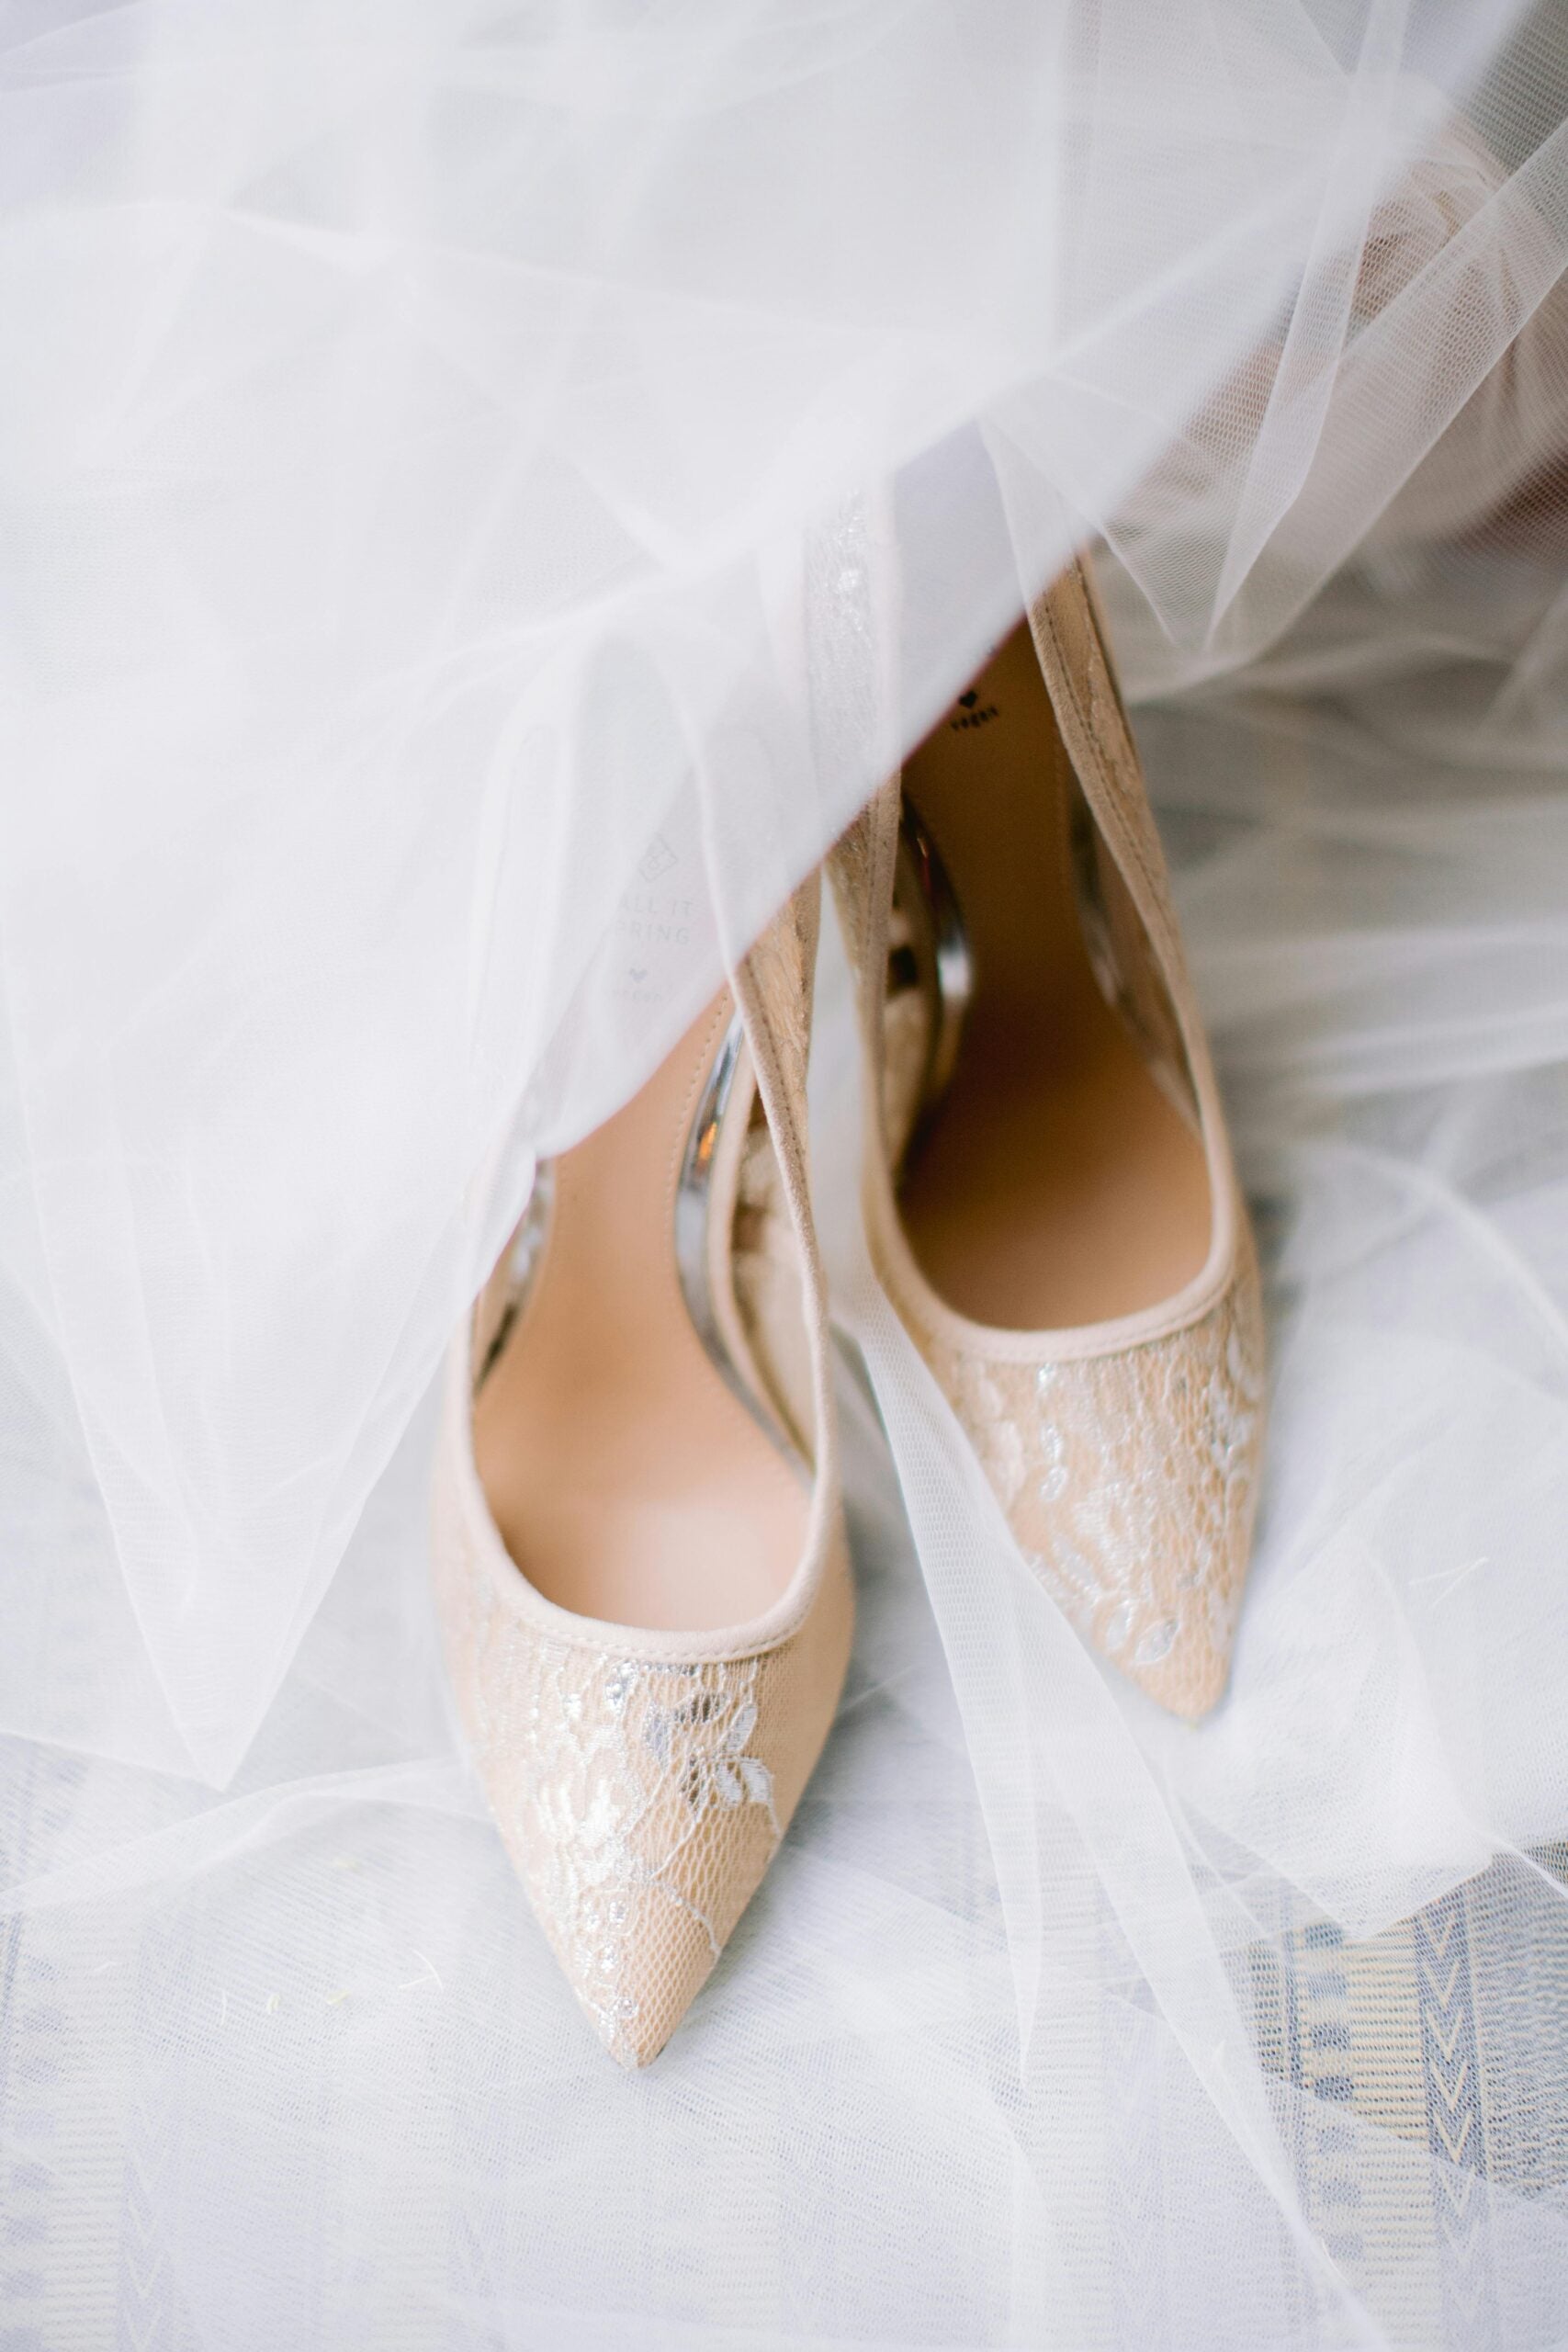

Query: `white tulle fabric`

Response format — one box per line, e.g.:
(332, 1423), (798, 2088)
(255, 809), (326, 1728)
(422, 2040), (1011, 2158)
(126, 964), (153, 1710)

(2, 1), (1567, 2342)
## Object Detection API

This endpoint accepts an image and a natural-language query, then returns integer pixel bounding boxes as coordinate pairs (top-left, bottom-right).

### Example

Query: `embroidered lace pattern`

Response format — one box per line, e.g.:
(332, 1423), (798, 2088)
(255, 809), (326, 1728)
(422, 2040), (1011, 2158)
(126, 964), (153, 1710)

(903, 1258), (1266, 1714)
(434, 1506), (789, 2061)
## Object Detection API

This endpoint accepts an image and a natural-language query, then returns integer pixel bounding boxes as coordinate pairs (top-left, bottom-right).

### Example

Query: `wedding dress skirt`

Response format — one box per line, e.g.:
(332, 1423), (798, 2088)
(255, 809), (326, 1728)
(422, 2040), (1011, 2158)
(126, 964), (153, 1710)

(3, 2), (1568, 2341)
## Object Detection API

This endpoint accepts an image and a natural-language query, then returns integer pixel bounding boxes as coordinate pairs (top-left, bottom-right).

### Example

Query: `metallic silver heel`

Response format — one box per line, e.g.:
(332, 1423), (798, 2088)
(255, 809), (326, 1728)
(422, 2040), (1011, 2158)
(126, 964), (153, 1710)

(889, 801), (973, 1147)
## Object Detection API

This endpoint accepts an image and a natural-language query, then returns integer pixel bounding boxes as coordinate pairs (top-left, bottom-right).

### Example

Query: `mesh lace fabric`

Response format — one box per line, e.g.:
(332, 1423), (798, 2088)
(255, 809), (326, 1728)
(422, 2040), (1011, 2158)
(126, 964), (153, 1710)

(1, 0), (1568, 2341)
(910, 1267), (1266, 1698)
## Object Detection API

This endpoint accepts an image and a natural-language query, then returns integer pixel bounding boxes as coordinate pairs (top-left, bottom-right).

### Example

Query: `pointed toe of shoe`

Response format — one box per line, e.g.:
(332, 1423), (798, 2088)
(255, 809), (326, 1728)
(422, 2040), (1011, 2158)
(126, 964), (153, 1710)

(919, 1263), (1267, 1720)
(525, 1745), (785, 2070)
(432, 1442), (856, 2065)
(465, 1642), (793, 2066)
(558, 1865), (761, 2071)
(1109, 1500), (1253, 1722)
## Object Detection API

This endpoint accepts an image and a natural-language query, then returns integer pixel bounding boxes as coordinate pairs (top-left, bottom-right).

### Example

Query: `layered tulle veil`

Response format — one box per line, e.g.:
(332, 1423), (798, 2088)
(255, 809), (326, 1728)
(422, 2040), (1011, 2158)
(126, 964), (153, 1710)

(3, 2), (1568, 2341)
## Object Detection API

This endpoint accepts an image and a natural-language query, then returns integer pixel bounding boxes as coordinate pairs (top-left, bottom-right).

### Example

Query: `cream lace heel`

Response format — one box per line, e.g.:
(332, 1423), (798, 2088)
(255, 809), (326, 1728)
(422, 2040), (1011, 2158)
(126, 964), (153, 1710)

(430, 878), (852, 2065)
(830, 560), (1264, 1720)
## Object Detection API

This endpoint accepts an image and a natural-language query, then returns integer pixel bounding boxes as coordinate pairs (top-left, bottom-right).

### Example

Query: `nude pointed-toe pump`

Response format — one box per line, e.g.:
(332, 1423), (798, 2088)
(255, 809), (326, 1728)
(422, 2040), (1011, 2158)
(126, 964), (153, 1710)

(830, 557), (1264, 1720)
(431, 876), (852, 2064)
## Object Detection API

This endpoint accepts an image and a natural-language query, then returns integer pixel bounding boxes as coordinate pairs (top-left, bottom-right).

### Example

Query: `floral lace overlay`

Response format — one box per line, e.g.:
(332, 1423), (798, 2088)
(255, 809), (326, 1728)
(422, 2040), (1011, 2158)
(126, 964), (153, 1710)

(908, 1260), (1266, 1718)
(436, 1557), (782, 2064)
(432, 869), (852, 2066)
(432, 1414), (852, 2066)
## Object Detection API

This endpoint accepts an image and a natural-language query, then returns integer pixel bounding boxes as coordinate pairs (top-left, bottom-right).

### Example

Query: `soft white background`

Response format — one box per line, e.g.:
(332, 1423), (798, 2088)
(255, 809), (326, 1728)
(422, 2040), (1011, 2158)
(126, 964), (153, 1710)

(1, 2), (1566, 2341)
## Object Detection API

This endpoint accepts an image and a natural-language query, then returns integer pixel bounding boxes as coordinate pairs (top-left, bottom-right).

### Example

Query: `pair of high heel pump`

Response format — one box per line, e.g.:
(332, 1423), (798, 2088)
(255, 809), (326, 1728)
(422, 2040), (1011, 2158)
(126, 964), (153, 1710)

(430, 554), (1267, 2068)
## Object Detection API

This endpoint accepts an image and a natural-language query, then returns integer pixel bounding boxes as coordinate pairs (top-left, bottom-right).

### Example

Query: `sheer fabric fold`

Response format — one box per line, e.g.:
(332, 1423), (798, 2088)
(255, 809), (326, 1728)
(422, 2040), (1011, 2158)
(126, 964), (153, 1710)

(2, 1), (1568, 2340)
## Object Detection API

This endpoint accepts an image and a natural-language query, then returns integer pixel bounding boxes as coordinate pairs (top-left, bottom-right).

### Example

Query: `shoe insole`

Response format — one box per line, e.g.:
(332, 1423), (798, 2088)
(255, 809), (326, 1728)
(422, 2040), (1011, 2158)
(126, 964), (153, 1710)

(897, 617), (1212, 1332)
(473, 992), (807, 1632)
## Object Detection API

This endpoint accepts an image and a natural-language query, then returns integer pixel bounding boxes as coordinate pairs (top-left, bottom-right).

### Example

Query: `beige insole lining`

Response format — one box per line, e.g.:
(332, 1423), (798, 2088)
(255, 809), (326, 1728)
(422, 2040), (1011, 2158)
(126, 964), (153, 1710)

(897, 619), (1212, 1331)
(474, 992), (807, 1633)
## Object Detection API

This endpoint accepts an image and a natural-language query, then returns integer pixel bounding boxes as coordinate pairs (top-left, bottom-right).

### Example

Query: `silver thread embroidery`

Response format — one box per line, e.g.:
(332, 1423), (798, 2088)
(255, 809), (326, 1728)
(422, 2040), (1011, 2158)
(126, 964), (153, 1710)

(922, 1276), (1264, 1689)
(450, 1546), (783, 2060)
